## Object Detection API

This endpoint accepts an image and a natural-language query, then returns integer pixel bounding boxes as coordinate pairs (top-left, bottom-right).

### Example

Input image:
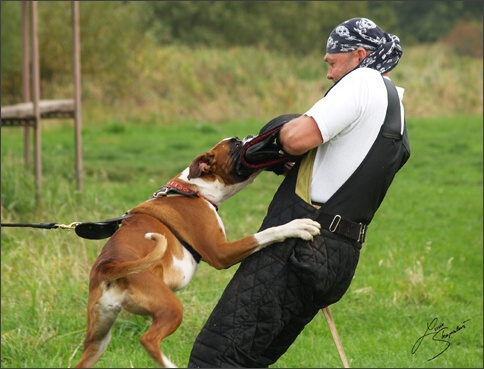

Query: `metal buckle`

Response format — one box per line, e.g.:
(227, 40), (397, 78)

(357, 223), (367, 243)
(329, 215), (341, 233)
(152, 187), (169, 198)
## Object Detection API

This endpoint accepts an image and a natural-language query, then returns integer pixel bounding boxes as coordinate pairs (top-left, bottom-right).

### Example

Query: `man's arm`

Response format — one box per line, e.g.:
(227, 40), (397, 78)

(279, 115), (323, 156)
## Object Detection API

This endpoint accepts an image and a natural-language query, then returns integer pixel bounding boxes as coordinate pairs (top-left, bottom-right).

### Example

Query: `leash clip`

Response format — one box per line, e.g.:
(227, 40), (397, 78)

(329, 215), (341, 233)
(57, 222), (82, 230)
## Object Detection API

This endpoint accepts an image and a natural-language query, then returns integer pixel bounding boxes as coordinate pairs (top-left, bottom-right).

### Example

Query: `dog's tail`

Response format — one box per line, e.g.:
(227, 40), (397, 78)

(97, 233), (168, 281)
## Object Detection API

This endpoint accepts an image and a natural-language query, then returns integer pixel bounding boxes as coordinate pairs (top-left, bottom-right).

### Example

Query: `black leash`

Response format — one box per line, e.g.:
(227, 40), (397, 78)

(0, 222), (63, 229)
(1, 214), (133, 240)
(2, 183), (206, 241)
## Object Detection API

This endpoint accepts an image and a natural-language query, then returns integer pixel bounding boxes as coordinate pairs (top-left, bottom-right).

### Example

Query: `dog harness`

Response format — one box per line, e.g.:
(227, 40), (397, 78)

(148, 179), (210, 263)
(152, 179), (219, 211)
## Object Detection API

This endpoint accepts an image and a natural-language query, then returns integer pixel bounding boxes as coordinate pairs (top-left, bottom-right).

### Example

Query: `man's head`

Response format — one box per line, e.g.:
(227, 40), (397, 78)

(324, 17), (402, 83)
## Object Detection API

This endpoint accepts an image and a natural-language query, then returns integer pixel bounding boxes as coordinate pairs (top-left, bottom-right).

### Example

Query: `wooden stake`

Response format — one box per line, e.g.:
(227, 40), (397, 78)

(322, 306), (350, 368)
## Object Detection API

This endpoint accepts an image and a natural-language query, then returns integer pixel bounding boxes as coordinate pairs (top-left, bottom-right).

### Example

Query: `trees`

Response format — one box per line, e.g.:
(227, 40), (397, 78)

(139, 1), (482, 52)
(139, 1), (370, 53)
(1, 1), (481, 104)
(1, 1), (147, 104)
(392, 0), (483, 44)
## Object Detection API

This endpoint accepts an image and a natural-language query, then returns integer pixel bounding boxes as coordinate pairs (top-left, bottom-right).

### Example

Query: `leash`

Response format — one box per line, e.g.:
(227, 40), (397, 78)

(1, 214), (133, 240)
(0, 221), (79, 230)
(2, 180), (211, 240)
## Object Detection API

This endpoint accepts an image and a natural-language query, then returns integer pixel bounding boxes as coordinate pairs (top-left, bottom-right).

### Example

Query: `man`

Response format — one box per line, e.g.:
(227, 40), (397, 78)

(188, 17), (410, 367)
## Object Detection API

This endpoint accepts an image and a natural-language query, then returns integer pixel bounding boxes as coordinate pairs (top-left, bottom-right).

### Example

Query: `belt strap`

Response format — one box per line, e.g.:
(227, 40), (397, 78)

(317, 213), (367, 243)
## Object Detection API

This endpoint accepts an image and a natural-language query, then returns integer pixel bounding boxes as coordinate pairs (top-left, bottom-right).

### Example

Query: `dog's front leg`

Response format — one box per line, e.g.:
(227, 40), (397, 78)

(253, 218), (321, 249)
(198, 218), (320, 269)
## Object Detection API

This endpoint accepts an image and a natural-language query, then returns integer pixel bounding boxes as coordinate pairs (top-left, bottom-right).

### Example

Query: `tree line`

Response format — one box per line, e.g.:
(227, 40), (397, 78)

(139, 1), (482, 51)
(1, 1), (482, 103)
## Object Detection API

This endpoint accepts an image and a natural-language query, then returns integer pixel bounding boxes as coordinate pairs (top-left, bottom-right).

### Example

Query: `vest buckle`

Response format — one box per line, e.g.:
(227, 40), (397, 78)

(357, 223), (368, 243)
(329, 215), (342, 232)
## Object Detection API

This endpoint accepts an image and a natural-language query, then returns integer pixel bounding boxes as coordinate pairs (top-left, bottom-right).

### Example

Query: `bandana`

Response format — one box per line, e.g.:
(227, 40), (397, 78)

(326, 17), (402, 74)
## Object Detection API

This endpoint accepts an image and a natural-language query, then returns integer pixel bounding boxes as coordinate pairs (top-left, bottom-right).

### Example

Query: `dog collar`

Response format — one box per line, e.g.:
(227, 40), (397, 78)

(152, 180), (219, 211)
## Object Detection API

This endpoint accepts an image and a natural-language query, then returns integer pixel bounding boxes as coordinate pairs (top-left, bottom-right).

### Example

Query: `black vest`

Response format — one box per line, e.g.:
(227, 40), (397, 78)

(259, 77), (410, 231)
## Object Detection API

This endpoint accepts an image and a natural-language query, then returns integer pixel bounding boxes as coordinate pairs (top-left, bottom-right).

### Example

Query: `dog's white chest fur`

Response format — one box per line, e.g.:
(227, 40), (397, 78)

(168, 247), (198, 291)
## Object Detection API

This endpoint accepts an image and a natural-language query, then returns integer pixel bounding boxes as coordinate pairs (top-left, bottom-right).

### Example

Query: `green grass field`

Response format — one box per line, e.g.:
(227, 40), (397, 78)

(1, 115), (482, 368)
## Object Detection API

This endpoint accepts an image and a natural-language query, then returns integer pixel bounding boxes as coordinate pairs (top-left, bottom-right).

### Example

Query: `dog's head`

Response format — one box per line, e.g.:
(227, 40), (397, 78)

(181, 135), (262, 205)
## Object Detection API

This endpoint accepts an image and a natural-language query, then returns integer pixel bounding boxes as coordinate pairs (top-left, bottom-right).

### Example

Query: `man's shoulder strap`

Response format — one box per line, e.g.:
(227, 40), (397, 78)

(382, 77), (410, 156)
(381, 77), (402, 139)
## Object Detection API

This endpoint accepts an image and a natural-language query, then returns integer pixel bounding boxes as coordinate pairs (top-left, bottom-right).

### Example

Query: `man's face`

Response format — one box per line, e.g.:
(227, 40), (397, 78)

(323, 50), (362, 83)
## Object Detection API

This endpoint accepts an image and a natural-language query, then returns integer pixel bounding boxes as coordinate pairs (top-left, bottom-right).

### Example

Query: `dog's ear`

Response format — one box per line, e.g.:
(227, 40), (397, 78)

(188, 153), (214, 179)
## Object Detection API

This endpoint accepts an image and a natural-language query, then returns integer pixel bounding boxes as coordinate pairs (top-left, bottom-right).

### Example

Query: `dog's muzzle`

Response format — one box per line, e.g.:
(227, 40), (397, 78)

(232, 135), (260, 179)
(238, 114), (303, 175)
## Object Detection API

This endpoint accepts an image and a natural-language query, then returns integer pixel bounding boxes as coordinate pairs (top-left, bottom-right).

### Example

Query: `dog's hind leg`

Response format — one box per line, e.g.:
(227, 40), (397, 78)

(125, 275), (183, 368)
(74, 285), (122, 368)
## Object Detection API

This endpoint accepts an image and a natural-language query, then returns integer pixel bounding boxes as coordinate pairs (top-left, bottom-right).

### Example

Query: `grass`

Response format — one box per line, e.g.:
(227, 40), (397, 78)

(1, 114), (483, 368)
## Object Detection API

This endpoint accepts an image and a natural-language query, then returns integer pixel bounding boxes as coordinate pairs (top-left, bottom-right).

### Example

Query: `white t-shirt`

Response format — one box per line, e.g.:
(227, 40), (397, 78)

(304, 68), (405, 204)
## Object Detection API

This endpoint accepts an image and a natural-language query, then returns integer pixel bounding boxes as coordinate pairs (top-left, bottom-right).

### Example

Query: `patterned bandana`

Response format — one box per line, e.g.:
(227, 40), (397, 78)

(326, 17), (402, 74)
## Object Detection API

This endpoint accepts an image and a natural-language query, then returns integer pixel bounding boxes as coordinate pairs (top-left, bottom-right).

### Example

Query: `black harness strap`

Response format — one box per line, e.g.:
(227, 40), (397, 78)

(149, 184), (204, 263)
(180, 239), (203, 263)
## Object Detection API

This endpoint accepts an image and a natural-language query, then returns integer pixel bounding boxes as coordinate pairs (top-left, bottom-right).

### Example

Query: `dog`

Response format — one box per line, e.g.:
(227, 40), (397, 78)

(74, 135), (321, 368)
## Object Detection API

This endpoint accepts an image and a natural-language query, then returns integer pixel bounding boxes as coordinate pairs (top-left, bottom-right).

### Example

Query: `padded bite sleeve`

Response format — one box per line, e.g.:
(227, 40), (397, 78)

(241, 114), (302, 174)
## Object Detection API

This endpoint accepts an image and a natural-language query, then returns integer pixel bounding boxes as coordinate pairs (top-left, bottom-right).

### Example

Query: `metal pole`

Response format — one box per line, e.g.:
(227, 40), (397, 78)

(72, 1), (83, 192)
(322, 307), (350, 368)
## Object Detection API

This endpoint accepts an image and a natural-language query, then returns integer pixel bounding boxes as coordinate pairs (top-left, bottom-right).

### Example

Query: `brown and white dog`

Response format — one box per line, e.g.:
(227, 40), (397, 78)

(74, 136), (320, 368)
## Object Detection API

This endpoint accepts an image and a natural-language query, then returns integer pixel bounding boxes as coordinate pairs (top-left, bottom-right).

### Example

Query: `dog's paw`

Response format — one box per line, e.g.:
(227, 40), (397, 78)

(256, 219), (321, 247)
(287, 218), (321, 240)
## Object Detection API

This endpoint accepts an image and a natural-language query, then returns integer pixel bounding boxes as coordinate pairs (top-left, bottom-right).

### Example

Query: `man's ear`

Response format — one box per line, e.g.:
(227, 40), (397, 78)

(188, 153), (214, 179)
(357, 47), (370, 63)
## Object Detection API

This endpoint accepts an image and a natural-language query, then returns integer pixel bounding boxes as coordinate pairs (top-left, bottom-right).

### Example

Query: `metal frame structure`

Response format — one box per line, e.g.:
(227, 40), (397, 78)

(1, 1), (83, 203)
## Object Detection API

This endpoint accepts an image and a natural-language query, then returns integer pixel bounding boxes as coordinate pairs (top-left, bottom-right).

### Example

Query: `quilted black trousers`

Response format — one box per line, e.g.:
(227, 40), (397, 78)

(187, 229), (361, 368)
